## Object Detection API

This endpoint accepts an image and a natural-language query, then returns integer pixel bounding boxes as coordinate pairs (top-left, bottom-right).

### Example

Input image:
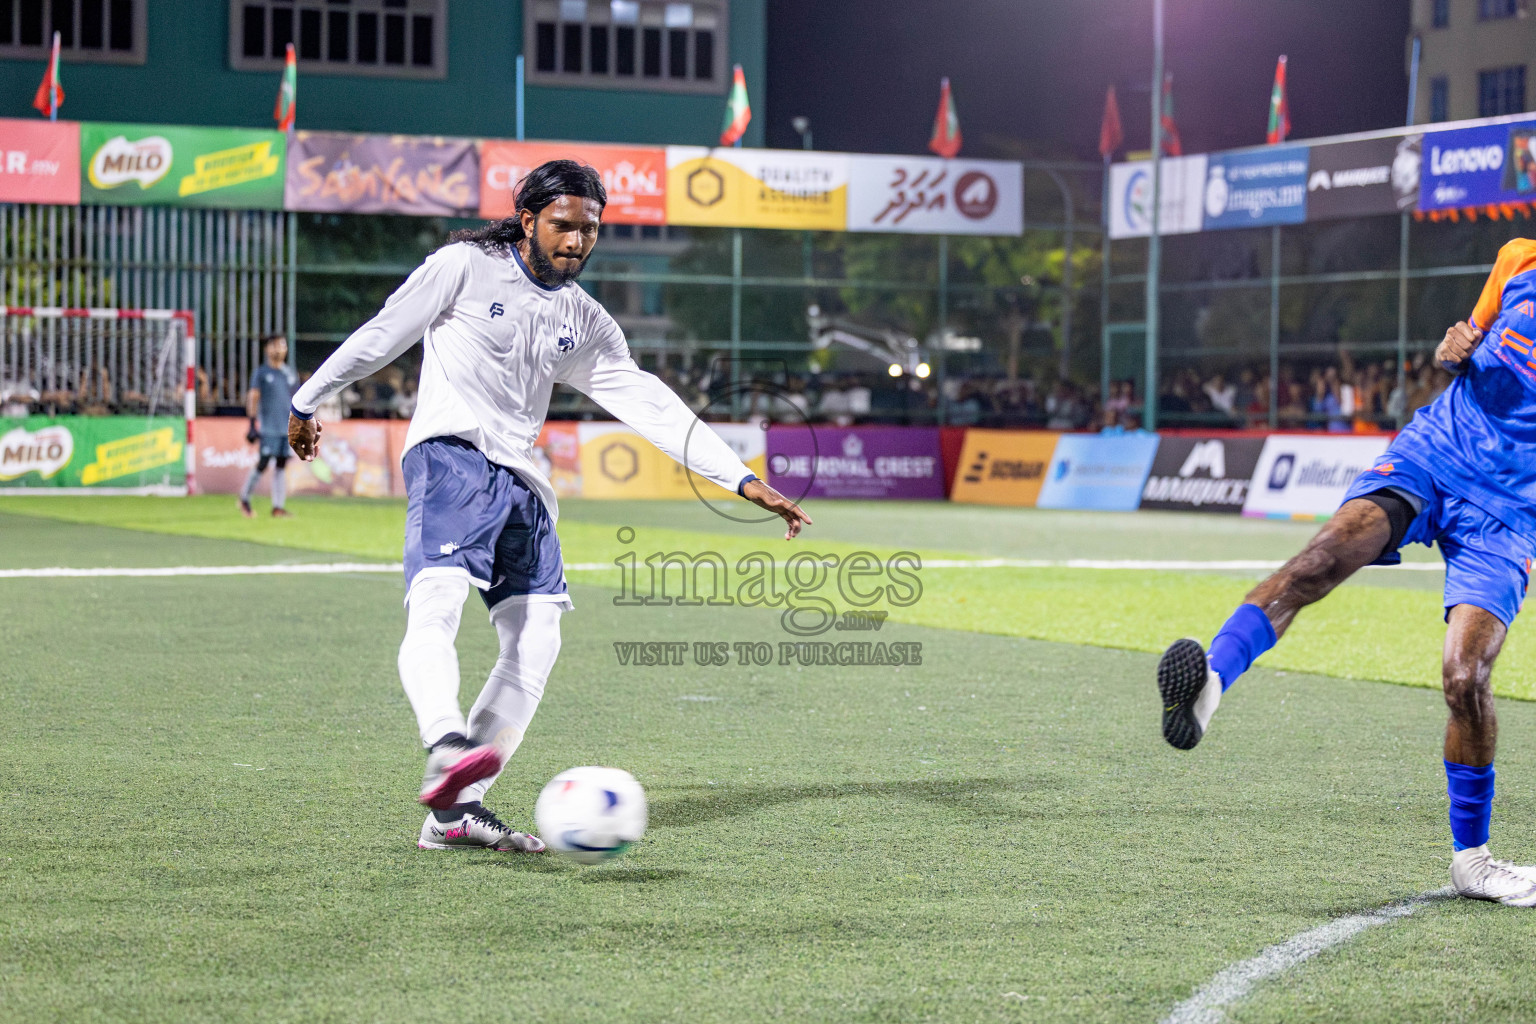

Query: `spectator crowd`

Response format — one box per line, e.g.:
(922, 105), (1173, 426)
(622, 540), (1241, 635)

(4, 345), (1454, 435)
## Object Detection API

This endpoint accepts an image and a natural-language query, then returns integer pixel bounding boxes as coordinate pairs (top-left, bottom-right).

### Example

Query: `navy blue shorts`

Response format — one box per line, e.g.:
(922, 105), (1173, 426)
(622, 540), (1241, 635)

(258, 435), (294, 459)
(402, 436), (570, 611)
(1342, 452), (1533, 627)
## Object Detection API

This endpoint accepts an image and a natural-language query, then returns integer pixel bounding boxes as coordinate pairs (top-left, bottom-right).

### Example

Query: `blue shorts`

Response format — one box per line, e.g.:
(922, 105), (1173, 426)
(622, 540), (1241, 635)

(1342, 452), (1533, 627)
(402, 436), (570, 611)
(258, 435), (294, 459)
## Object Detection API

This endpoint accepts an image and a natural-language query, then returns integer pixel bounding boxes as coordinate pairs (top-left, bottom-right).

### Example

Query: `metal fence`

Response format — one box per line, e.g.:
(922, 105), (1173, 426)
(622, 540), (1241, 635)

(0, 203), (294, 407)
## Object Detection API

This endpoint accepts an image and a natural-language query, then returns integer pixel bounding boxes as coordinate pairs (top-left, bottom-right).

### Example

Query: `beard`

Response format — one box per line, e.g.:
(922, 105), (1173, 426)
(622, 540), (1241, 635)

(526, 230), (587, 286)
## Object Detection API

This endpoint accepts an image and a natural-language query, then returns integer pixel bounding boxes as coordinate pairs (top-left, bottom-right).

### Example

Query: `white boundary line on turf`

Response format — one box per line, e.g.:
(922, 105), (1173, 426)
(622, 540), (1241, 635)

(0, 563), (403, 579)
(1161, 887), (1454, 1024)
(0, 558), (1449, 579)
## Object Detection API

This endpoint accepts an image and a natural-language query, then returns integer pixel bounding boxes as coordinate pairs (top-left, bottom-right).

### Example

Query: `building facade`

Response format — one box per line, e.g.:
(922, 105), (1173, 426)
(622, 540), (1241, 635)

(0, 0), (765, 146)
(1411, 0), (1536, 124)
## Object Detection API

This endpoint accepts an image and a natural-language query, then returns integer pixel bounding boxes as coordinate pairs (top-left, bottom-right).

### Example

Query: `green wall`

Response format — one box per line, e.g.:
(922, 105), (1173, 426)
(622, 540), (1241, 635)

(0, 0), (765, 147)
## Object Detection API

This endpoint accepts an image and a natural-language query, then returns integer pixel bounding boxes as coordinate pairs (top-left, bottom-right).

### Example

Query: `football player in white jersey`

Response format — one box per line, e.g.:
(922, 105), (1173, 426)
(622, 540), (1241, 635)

(287, 161), (810, 852)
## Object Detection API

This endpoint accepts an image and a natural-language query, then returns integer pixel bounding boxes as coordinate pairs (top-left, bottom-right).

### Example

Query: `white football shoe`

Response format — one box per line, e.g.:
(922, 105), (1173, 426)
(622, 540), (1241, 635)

(418, 804), (546, 853)
(1157, 638), (1222, 750)
(1450, 845), (1536, 906)
(419, 739), (503, 810)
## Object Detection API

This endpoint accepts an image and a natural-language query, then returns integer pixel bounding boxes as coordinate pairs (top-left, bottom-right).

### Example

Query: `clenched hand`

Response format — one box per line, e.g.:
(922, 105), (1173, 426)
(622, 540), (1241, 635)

(1436, 321), (1484, 374)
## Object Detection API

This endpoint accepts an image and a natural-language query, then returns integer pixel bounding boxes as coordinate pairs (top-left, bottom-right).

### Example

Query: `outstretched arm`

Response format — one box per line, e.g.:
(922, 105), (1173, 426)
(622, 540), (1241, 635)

(562, 322), (811, 538)
(289, 247), (466, 459)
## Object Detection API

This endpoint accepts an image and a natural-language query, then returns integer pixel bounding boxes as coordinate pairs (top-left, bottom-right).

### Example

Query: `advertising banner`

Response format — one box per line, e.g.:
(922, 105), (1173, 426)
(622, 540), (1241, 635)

(1201, 145), (1309, 229)
(285, 131), (478, 216)
(1242, 434), (1390, 520)
(1139, 436), (1265, 513)
(80, 122), (284, 209)
(0, 119), (80, 204)
(845, 156), (1022, 236)
(1107, 154), (1207, 239)
(195, 417), (391, 498)
(480, 140), (665, 224)
(1036, 432), (1160, 511)
(665, 147), (848, 230)
(577, 421), (766, 500)
(765, 426), (945, 500)
(1419, 119), (1536, 212)
(947, 429), (1061, 506)
(0, 415), (184, 491)
(1305, 135), (1421, 220)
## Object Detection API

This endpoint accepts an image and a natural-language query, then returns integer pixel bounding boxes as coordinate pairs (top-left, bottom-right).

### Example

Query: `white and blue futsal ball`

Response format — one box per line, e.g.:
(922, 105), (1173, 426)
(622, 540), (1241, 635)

(535, 766), (647, 865)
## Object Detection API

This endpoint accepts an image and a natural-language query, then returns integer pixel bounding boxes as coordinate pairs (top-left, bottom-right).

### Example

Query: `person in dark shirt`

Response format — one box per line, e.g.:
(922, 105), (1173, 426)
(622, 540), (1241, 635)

(240, 334), (298, 518)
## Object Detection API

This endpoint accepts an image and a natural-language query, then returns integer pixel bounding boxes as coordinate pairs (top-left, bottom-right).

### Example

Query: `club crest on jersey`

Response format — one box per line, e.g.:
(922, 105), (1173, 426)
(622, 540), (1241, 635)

(557, 321), (577, 353)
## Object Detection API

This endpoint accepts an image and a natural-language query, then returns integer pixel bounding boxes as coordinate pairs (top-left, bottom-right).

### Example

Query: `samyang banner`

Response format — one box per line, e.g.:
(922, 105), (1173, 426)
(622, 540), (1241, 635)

(1139, 435), (1265, 513)
(665, 147), (849, 230)
(0, 416), (185, 493)
(0, 118), (80, 204)
(285, 131), (478, 216)
(1107, 154), (1207, 239)
(480, 140), (665, 224)
(1201, 145), (1309, 229)
(1305, 135), (1420, 220)
(1419, 119), (1536, 213)
(845, 156), (1022, 235)
(80, 123), (285, 209)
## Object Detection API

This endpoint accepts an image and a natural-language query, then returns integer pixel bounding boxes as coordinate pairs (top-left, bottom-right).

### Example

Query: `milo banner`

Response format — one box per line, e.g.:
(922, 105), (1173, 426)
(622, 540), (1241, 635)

(285, 131), (478, 216)
(666, 146), (848, 230)
(80, 122), (285, 209)
(0, 416), (185, 493)
(765, 426), (945, 500)
(1139, 435), (1265, 513)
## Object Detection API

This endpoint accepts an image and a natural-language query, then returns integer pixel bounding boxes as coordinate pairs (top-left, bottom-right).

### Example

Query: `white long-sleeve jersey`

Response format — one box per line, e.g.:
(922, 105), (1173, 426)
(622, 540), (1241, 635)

(291, 242), (754, 519)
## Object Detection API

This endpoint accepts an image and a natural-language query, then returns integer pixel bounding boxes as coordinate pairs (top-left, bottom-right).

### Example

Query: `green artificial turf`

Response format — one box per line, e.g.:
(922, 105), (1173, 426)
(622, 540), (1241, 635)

(4, 514), (1536, 1023)
(0, 496), (1527, 700)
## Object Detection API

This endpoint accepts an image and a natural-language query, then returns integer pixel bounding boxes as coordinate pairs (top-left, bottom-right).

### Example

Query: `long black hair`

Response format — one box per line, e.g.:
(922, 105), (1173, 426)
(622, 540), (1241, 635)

(451, 160), (607, 255)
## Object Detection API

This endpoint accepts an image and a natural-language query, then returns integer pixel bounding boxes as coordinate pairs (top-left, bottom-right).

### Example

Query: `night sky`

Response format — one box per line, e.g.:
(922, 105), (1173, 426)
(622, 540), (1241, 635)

(765, 0), (1411, 159)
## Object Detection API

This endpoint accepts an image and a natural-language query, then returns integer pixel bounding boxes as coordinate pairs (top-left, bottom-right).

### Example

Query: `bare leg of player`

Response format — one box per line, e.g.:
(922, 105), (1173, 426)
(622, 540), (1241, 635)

(1157, 498), (1393, 749)
(1441, 605), (1536, 905)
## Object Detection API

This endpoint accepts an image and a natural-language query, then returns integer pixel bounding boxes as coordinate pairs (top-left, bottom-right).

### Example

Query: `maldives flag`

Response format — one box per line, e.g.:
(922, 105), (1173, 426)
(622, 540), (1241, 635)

(1266, 55), (1290, 144)
(929, 77), (961, 158)
(1099, 85), (1124, 161)
(32, 31), (63, 119)
(1159, 72), (1182, 157)
(274, 42), (297, 132)
(719, 64), (751, 146)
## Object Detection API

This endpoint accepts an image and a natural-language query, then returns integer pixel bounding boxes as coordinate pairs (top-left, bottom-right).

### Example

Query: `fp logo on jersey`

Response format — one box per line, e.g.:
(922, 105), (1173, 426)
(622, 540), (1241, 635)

(489, 302), (505, 318)
(557, 321), (577, 353)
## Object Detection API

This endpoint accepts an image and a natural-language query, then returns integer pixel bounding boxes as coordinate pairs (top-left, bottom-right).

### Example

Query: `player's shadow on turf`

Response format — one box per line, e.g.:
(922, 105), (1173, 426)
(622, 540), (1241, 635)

(651, 777), (1024, 828)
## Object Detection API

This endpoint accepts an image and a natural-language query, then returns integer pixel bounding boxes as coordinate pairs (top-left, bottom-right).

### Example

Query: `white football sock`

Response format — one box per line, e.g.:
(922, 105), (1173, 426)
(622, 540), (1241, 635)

(271, 460), (287, 509)
(398, 574), (471, 747)
(240, 463), (262, 502)
(455, 598), (566, 805)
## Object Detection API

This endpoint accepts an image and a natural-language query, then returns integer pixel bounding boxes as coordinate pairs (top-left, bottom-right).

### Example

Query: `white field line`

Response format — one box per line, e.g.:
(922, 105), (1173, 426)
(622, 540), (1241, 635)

(1162, 887), (1454, 1024)
(0, 558), (1448, 580)
(0, 562), (402, 579)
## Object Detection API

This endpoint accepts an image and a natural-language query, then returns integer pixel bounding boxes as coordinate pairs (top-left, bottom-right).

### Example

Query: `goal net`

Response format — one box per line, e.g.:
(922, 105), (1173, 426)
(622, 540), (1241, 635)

(0, 307), (197, 495)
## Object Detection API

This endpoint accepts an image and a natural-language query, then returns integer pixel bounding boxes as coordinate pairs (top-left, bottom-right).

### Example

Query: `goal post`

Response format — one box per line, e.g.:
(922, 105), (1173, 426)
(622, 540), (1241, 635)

(0, 307), (197, 495)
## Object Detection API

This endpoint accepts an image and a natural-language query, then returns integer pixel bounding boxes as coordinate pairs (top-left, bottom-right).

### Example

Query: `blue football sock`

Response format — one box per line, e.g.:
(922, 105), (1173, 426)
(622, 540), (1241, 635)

(1445, 760), (1495, 851)
(1206, 603), (1277, 691)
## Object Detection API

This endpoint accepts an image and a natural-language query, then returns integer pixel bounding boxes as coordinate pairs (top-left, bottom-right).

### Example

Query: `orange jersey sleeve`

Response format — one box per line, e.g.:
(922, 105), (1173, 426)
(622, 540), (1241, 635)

(1472, 238), (1536, 331)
